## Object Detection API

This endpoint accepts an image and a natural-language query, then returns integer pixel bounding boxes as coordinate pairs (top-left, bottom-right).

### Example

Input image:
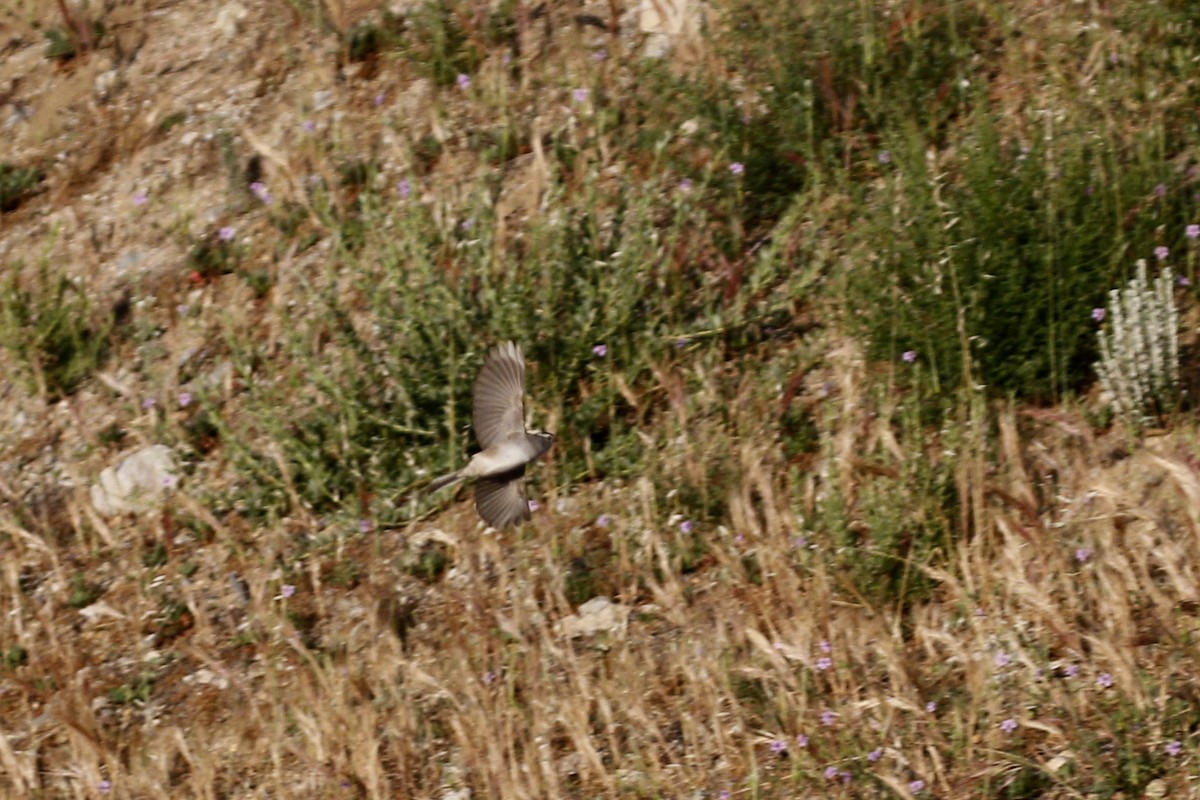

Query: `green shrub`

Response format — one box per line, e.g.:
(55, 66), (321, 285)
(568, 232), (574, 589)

(0, 163), (44, 212)
(227, 162), (750, 519)
(633, 0), (989, 225)
(0, 264), (114, 399)
(846, 109), (1185, 401)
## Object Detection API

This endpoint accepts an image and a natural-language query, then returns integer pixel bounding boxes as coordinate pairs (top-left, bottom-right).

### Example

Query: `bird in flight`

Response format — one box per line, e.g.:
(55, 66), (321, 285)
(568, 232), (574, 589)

(429, 341), (555, 527)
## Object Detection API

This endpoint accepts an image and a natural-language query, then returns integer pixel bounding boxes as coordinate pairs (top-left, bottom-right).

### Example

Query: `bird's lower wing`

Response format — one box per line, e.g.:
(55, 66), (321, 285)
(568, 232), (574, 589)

(475, 466), (529, 528)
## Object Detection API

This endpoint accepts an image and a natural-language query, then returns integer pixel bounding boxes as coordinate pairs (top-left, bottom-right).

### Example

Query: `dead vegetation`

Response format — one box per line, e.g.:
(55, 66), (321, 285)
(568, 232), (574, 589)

(1, 0), (1199, 798)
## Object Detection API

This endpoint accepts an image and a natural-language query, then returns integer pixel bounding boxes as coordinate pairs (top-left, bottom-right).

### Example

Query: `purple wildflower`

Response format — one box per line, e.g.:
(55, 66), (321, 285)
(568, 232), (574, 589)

(1091, 307), (1105, 322)
(994, 652), (1011, 667)
(572, 88), (589, 103)
(250, 181), (272, 204)
(796, 734), (808, 747)
(679, 519), (694, 534)
(1000, 718), (1017, 733)
(281, 584), (296, 599)
(132, 190), (148, 206)
(218, 226), (236, 242)
(729, 162), (745, 176)
(824, 766), (839, 779)
(901, 350), (917, 363)
(910, 780), (925, 793)
(456, 73), (471, 90)
(867, 748), (882, 762)
(1075, 547), (1091, 562)
(816, 657), (832, 671)
(1166, 740), (1182, 756)
(1187, 224), (1200, 239)
(302, 120), (316, 133)
(820, 709), (837, 726)
(592, 343), (607, 358)
(178, 392), (193, 408)
(877, 150), (892, 165)
(926, 701), (937, 713)
(1155, 245), (1170, 261)
(397, 178), (412, 199)
(1097, 672), (1114, 688)
(770, 739), (787, 754)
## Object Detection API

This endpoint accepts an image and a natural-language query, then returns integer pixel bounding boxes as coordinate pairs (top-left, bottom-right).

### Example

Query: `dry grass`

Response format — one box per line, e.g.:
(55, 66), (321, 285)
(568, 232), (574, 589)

(4, 344), (1199, 797)
(2, 0), (1200, 798)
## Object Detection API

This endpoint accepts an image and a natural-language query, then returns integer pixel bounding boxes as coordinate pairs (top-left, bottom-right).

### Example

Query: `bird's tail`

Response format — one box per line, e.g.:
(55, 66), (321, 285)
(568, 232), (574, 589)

(428, 470), (463, 493)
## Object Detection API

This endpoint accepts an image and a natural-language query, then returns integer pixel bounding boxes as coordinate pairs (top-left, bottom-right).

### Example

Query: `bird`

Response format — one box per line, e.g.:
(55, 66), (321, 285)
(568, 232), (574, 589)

(428, 341), (555, 527)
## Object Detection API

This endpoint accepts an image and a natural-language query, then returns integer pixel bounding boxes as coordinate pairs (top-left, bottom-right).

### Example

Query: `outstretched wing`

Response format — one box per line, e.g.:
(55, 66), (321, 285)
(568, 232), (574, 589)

(473, 341), (527, 450)
(474, 467), (530, 528)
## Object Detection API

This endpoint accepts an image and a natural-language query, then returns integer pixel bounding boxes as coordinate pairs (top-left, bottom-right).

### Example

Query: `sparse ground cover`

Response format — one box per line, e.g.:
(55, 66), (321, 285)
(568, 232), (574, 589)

(1, 0), (1200, 797)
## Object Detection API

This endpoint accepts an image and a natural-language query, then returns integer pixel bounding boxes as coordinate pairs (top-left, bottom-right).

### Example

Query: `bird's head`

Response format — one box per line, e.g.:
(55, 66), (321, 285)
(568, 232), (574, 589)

(528, 430), (555, 458)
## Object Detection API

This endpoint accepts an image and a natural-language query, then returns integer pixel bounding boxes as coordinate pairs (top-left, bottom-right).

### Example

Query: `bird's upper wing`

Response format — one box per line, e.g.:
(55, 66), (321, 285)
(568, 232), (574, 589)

(473, 341), (527, 449)
(475, 467), (530, 528)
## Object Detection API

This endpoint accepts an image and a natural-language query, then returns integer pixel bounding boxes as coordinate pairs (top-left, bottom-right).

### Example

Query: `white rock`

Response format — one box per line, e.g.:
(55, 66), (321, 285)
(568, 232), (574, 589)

(215, 2), (248, 40)
(312, 90), (334, 112)
(78, 602), (127, 622)
(638, 0), (706, 58)
(91, 445), (177, 516)
(185, 668), (230, 690)
(556, 596), (629, 639)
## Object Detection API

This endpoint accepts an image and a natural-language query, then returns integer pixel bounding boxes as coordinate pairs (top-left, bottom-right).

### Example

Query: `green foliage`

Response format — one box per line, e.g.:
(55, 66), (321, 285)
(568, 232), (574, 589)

(67, 572), (102, 609)
(142, 540), (168, 568)
(819, 393), (957, 609)
(42, 19), (104, 62)
(2, 646), (28, 670)
(402, 1), (482, 87)
(1070, 690), (1192, 796)
(327, 559), (362, 589)
(846, 110), (1184, 400)
(345, 12), (406, 62)
(157, 111), (187, 134)
(107, 673), (154, 705)
(187, 236), (240, 280)
(406, 542), (451, 583)
(0, 265), (113, 399)
(229, 162), (743, 519)
(42, 27), (76, 61)
(633, 0), (986, 223)
(0, 162), (44, 212)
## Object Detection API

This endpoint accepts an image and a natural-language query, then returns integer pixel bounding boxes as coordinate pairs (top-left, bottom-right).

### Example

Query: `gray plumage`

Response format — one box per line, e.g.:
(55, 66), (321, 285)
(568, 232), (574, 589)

(429, 341), (554, 527)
